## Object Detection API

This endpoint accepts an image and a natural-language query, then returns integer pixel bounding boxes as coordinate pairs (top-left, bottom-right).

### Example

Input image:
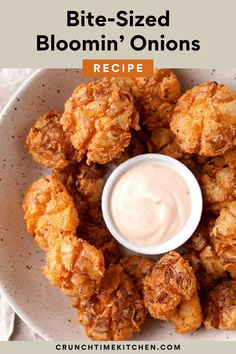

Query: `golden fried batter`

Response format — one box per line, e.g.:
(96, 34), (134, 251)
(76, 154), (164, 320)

(87, 205), (104, 225)
(54, 163), (88, 225)
(79, 223), (121, 267)
(147, 127), (181, 156)
(74, 264), (146, 340)
(23, 175), (79, 251)
(26, 112), (75, 170)
(147, 127), (195, 170)
(75, 162), (106, 206)
(120, 256), (155, 294)
(212, 201), (236, 277)
(114, 130), (149, 164)
(55, 163), (120, 267)
(170, 291), (202, 333)
(224, 147), (236, 169)
(171, 82), (236, 156)
(116, 69), (180, 130)
(143, 252), (197, 320)
(198, 157), (236, 213)
(43, 234), (105, 299)
(54, 161), (106, 225)
(203, 280), (236, 330)
(184, 220), (228, 290)
(60, 78), (140, 165)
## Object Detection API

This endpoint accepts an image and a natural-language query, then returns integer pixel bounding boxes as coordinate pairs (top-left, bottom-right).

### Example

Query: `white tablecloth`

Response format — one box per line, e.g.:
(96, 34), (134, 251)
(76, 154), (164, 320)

(0, 69), (41, 340)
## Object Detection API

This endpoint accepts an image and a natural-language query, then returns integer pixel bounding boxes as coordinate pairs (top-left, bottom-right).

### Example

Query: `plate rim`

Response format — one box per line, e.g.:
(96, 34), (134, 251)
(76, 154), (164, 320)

(0, 68), (52, 340)
(0, 68), (235, 341)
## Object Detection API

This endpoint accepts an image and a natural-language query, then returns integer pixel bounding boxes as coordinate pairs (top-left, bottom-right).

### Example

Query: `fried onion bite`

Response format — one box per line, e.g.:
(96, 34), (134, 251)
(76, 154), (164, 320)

(147, 126), (195, 170)
(169, 291), (202, 333)
(183, 219), (228, 291)
(43, 234), (105, 299)
(75, 162), (106, 206)
(54, 161), (106, 225)
(120, 256), (155, 294)
(54, 162), (121, 267)
(22, 175), (79, 251)
(147, 127), (181, 157)
(115, 69), (181, 130)
(211, 201), (236, 277)
(26, 112), (75, 170)
(143, 252), (197, 321)
(198, 157), (236, 214)
(73, 264), (147, 340)
(203, 280), (236, 330)
(171, 82), (236, 156)
(79, 223), (121, 268)
(113, 130), (150, 165)
(224, 147), (236, 169)
(60, 78), (140, 165)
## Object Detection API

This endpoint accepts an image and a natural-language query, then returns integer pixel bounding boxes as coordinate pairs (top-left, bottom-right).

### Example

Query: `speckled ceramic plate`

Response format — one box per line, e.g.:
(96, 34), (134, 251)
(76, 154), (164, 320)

(0, 69), (236, 341)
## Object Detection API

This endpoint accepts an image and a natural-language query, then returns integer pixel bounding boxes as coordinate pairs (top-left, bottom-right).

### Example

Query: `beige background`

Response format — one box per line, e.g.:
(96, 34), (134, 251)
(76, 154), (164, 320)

(0, 0), (235, 67)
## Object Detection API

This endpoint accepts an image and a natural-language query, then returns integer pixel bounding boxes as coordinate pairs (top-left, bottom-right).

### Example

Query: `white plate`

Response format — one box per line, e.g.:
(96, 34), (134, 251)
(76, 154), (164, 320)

(0, 69), (235, 341)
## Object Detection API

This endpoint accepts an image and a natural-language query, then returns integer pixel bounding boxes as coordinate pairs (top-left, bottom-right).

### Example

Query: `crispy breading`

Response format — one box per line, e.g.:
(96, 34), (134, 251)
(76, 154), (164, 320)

(143, 252), (197, 320)
(79, 223), (121, 267)
(54, 162), (106, 224)
(87, 206), (104, 225)
(74, 264), (146, 340)
(43, 234), (105, 299)
(224, 147), (236, 169)
(212, 201), (236, 277)
(184, 220), (228, 291)
(22, 175), (79, 251)
(60, 78), (140, 165)
(115, 69), (180, 130)
(171, 82), (236, 156)
(169, 291), (202, 333)
(203, 280), (236, 330)
(198, 157), (236, 213)
(147, 127), (179, 155)
(54, 163), (89, 225)
(120, 256), (155, 294)
(114, 130), (149, 164)
(26, 112), (74, 170)
(147, 127), (195, 169)
(55, 163), (120, 267)
(75, 162), (106, 205)
(184, 251), (227, 292)
(194, 155), (210, 165)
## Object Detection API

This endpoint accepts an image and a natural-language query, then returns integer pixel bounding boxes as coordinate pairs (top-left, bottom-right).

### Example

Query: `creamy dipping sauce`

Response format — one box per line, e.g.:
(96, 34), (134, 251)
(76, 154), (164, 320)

(110, 162), (191, 247)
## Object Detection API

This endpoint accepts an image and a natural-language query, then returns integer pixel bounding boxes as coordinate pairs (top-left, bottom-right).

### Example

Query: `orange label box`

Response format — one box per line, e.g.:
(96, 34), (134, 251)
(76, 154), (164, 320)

(83, 59), (153, 77)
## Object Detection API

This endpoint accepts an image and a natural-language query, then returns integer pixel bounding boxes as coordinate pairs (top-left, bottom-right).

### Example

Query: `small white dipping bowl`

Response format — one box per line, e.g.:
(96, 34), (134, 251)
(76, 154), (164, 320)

(102, 154), (203, 255)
